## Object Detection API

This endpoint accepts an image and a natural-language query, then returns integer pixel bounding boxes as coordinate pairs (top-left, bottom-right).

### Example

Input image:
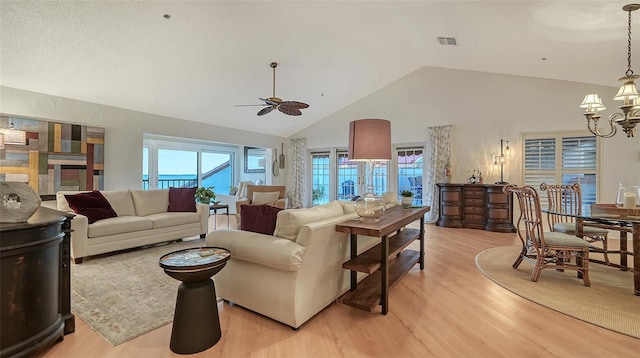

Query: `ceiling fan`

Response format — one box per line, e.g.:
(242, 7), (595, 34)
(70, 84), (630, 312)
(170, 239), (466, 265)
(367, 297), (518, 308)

(235, 62), (309, 116)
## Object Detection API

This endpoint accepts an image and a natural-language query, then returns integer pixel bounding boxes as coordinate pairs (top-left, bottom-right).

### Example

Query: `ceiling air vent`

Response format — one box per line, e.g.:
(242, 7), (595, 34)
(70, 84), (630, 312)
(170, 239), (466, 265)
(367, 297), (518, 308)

(437, 37), (457, 46)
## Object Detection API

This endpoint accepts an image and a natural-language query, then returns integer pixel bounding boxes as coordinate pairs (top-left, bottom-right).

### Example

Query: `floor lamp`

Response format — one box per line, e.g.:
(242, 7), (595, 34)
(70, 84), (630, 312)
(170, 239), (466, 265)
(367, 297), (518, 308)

(348, 119), (392, 222)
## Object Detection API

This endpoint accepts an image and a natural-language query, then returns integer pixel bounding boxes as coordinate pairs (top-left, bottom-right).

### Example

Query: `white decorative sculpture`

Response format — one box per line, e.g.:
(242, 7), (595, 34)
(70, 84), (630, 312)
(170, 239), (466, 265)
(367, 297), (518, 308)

(0, 182), (41, 223)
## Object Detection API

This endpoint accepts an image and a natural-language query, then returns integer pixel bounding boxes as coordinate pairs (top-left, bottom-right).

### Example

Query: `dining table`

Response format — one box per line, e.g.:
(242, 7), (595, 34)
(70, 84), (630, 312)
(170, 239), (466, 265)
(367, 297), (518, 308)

(571, 204), (640, 296)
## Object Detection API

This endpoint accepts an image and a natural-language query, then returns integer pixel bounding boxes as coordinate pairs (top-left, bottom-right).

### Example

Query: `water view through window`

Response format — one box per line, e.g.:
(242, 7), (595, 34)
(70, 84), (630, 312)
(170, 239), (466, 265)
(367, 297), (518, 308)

(143, 144), (234, 194)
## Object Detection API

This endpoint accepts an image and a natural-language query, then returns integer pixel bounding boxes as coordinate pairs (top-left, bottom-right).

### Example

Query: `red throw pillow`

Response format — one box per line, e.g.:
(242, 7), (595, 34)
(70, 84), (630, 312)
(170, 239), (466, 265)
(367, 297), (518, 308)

(168, 187), (197, 212)
(240, 204), (283, 235)
(65, 190), (117, 224)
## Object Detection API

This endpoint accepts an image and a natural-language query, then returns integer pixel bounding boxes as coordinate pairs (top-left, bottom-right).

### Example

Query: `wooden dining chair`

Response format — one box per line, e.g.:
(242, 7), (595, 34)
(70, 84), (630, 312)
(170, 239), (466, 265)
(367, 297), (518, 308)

(503, 185), (591, 286)
(540, 183), (610, 264)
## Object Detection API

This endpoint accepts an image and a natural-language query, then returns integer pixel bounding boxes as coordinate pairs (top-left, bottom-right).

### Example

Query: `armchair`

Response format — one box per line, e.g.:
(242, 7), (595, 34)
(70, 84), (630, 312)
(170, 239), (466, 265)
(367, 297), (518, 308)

(236, 185), (287, 225)
(215, 181), (253, 214)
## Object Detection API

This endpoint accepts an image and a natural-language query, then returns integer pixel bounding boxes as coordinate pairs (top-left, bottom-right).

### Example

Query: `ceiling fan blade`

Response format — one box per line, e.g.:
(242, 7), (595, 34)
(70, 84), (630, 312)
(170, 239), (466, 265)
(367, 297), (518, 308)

(257, 107), (274, 116)
(277, 105), (302, 116)
(280, 101), (309, 109)
(259, 97), (281, 106)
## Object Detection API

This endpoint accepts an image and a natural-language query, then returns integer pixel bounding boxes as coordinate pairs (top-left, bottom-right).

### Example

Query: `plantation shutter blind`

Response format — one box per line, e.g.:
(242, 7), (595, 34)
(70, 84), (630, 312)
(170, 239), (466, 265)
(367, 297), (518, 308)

(524, 138), (556, 190)
(561, 136), (597, 208)
(523, 134), (599, 212)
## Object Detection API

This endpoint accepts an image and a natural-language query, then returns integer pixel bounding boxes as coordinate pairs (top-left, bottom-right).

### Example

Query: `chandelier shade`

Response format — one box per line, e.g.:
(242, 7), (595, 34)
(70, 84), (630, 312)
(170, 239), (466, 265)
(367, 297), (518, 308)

(614, 77), (640, 101)
(580, 4), (640, 138)
(580, 94), (606, 112)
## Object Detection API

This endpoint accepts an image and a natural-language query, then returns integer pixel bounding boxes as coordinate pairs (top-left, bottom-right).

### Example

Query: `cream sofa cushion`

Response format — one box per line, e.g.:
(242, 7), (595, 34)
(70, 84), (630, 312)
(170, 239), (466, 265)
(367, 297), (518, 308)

(274, 200), (344, 242)
(131, 189), (169, 216)
(87, 216), (153, 238)
(146, 211), (200, 229)
(252, 191), (280, 205)
(340, 201), (356, 214)
(101, 189), (136, 216)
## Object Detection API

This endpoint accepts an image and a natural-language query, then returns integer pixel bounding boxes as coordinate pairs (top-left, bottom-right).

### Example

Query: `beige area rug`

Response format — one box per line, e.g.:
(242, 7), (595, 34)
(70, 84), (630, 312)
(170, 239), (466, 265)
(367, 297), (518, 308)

(71, 238), (205, 346)
(475, 246), (640, 339)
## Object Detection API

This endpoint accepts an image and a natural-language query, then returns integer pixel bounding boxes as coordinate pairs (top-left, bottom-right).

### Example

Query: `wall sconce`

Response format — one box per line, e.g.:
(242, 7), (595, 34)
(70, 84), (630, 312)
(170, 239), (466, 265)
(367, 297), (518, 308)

(495, 139), (510, 184)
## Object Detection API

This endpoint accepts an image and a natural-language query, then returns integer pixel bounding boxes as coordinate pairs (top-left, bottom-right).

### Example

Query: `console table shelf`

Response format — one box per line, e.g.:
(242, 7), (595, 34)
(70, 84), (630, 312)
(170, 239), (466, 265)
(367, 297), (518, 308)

(342, 228), (420, 274)
(336, 206), (430, 314)
(342, 250), (420, 311)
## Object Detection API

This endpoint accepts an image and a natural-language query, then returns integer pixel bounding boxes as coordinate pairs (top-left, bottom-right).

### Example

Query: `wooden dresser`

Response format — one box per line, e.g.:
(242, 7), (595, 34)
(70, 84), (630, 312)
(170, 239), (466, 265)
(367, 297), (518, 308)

(435, 183), (516, 233)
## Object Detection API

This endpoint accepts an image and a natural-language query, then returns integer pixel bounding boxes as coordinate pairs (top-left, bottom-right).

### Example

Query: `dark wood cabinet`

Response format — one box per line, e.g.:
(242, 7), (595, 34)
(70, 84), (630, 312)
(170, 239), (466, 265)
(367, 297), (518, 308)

(436, 183), (515, 233)
(0, 207), (75, 358)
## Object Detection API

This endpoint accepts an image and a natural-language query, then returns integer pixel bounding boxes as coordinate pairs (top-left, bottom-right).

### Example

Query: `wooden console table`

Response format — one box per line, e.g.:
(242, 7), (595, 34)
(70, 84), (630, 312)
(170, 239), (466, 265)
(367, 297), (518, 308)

(0, 207), (75, 358)
(335, 205), (430, 314)
(435, 183), (515, 233)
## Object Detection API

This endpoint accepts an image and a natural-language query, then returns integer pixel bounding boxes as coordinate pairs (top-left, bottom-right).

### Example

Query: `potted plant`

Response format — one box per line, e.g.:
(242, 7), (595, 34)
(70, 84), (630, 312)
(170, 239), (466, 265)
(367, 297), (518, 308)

(195, 186), (216, 204)
(400, 190), (413, 207)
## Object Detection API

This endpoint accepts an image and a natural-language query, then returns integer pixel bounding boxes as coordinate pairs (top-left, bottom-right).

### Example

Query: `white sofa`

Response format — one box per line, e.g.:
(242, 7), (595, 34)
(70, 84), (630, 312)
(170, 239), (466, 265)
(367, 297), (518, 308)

(206, 192), (398, 329)
(46, 189), (209, 264)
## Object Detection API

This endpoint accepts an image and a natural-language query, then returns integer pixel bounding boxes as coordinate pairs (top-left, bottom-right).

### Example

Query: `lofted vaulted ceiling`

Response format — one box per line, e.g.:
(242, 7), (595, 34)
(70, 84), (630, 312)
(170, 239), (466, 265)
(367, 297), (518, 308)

(1, 1), (636, 137)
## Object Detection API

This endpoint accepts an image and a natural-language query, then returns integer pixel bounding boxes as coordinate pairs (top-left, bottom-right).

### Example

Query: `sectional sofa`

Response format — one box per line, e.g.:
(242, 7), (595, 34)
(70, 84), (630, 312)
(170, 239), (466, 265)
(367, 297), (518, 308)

(206, 192), (399, 328)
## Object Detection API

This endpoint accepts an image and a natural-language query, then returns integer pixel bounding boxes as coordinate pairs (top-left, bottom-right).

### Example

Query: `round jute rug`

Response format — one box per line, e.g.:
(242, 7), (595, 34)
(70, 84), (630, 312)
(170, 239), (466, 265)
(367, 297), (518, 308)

(475, 246), (640, 339)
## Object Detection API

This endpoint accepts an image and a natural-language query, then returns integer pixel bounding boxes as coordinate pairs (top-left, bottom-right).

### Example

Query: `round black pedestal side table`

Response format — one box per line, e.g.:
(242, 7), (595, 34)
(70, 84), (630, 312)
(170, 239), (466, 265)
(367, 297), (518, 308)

(159, 247), (231, 355)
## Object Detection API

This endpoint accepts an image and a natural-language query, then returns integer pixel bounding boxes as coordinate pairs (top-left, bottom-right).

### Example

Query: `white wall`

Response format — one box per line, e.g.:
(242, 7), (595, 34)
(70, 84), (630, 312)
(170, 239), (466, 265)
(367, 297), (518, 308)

(291, 66), (640, 202)
(0, 86), (287, 190)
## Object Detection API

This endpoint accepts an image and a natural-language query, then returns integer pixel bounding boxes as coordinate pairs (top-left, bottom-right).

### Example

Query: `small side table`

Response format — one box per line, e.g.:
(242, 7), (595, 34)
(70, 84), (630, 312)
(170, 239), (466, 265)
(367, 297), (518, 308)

(159, 247), (231, 355)
(209, 203), (230, 230)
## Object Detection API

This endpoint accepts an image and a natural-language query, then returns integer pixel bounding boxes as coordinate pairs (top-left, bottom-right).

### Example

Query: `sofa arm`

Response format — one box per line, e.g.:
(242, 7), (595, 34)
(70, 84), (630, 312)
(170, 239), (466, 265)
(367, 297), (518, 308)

(275, 198), (288, 209)
(235, 198), (250, 214)
(206, 230), (305, 271)
(69, 214), (89, 261)
(196, 203), (209, 235)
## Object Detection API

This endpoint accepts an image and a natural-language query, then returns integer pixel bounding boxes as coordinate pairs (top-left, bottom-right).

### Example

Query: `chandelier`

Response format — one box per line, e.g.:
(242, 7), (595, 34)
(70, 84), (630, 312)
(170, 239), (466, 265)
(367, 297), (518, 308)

(580, 4), (640, 138)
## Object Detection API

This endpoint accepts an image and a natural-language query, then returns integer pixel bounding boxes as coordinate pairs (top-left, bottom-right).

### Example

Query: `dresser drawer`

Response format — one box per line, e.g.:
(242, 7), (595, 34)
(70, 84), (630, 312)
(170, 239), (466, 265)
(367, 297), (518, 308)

(464, 206), (484, 214)
(464, 189), (485, 198)
(464, 198), (484, 206)
(463, 214), (485, 222)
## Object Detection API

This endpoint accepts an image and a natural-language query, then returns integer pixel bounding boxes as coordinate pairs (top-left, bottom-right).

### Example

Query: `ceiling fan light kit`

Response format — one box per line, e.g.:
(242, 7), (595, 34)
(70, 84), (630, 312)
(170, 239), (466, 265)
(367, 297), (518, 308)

(235, 62), (309, 116)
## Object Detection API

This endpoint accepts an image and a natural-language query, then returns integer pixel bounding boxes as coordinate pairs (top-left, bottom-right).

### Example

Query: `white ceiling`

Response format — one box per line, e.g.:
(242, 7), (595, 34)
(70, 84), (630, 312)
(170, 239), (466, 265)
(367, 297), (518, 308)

(1, 1), (637, 137)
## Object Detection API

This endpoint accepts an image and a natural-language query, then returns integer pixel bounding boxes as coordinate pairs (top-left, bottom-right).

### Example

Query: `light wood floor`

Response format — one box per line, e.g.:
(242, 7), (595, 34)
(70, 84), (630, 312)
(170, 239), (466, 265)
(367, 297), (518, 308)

(42, 215), (640, 357)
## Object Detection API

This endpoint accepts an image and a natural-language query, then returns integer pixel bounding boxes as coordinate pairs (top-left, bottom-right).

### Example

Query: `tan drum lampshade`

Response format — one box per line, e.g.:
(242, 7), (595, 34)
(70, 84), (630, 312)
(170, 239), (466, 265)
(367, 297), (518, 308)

(348, 119), (392, 161)
(348, 119), (391, 222)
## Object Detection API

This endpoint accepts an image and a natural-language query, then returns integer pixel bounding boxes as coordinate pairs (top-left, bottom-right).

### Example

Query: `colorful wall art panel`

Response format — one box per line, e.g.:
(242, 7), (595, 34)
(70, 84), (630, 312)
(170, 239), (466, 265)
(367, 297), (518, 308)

(0, 115), (105, 194)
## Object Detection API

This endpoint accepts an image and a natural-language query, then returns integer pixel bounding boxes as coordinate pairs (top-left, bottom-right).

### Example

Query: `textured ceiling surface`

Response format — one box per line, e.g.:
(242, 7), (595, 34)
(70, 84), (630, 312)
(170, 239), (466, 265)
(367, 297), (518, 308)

(1, 1), (636, 136)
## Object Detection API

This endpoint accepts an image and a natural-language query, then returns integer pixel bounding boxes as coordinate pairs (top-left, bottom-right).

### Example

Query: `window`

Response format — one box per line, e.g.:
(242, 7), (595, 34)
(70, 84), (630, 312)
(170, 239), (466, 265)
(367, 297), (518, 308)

(201, 152), (233, 193)
(397, 147), (424, 205)
(143, 135), (236, 193)
(335, 150), (389, 201)
(311, 152), (330, 205)
(337, 151), (358, 200)
(523, 133), (598, 212)
(158, 149), (198, 189)
(372, 162), (389, 197)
